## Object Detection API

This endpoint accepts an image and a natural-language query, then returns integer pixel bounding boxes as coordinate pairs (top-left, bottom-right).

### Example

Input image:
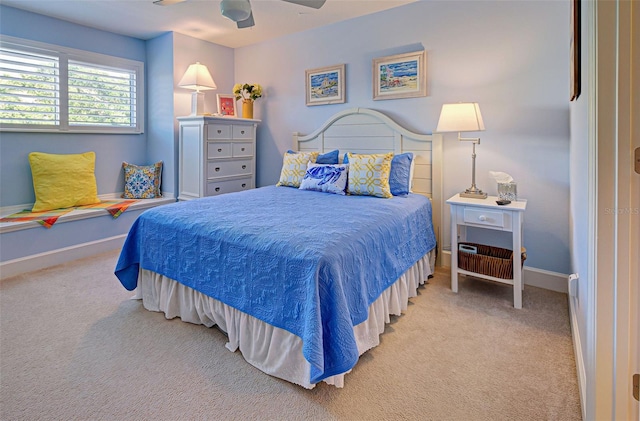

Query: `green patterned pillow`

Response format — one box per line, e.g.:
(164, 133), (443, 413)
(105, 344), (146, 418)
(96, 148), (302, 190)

(347, 152), (393, 198)
(276, 151), (319, 188)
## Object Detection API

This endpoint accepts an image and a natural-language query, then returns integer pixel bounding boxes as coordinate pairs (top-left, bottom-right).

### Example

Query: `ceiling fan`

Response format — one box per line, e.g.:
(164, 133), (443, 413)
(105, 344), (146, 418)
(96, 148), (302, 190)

(153, 0), (327, 29)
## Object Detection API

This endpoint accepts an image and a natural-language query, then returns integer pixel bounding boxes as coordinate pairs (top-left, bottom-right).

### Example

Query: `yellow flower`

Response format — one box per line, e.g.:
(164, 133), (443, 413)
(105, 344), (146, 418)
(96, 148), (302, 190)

(234, 83), (263, 101)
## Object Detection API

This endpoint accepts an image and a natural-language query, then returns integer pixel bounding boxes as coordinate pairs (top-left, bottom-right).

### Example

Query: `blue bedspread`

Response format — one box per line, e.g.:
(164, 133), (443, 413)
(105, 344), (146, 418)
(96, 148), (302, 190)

(115, 186), (436, 383)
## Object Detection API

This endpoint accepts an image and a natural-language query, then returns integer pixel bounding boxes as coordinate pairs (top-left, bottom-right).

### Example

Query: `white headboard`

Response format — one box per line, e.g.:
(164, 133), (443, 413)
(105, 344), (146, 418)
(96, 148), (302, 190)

(292, 107), (443, 265)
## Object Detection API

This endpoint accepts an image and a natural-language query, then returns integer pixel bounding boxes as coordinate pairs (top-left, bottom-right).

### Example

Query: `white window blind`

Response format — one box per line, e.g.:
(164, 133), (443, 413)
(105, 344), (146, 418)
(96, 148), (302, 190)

(0, 48), (60, 126)
(68, 61), (137, 128)
(0, 36), (144, 134)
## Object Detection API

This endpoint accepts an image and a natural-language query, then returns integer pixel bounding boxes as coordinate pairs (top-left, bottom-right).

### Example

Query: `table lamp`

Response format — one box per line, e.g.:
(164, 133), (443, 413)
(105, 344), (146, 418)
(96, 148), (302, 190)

(178, 62), (217, 116)
(436, 102), (487, 199)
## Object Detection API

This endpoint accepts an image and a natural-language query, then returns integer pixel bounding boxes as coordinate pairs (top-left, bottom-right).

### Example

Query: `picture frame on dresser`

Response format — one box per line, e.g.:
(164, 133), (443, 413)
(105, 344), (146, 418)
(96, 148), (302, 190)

(217, 94), (237, 117)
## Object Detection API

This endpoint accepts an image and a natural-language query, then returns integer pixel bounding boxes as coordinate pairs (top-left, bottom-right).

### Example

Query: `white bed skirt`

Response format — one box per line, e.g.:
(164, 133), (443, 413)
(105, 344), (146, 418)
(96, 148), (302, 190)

(135, 251), (435, 389)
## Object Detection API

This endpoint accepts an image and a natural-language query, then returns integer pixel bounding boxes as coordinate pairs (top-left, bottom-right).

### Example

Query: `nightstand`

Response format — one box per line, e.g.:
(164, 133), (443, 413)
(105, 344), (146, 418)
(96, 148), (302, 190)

(446, 194), (527, 309)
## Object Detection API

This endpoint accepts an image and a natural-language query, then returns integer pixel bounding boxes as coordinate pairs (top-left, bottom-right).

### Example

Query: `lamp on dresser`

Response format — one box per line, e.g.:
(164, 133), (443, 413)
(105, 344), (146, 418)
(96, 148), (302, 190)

(178, 62), (217, 116)
(436, 102), (487, 199)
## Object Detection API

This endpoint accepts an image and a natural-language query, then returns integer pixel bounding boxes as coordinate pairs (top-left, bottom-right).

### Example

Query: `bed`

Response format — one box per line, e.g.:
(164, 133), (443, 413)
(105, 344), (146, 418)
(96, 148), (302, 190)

(115, 108), (443, 389)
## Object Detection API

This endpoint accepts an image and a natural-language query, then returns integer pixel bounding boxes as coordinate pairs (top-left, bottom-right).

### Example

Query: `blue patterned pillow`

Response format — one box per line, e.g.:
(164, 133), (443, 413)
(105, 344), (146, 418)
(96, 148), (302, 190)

(122, 161), (163, 199)
(299, 162), (349, 195)
(389, 152), (414, 196)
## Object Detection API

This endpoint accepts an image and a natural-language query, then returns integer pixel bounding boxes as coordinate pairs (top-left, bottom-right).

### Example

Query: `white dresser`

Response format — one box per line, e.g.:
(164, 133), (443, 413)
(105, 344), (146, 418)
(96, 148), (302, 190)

(178, 116), (260, 201)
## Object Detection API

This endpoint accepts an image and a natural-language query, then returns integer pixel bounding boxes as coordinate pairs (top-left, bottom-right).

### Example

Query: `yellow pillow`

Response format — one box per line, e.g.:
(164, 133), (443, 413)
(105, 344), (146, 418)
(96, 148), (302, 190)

(347, 152), (393, 198)
(29, 151), (101, 212)
(276, 151), (319, 188)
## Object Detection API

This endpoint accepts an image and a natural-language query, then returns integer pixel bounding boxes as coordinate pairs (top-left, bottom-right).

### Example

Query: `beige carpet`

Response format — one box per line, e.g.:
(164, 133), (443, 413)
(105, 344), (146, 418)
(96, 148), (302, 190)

(0, 250), (581, 421)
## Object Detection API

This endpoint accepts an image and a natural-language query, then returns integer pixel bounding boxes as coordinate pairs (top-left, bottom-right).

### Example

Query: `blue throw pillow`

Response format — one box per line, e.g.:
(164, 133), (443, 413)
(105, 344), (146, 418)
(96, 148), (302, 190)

(288, 149), (339, 165)
(316, 149), (339, 164)
(389, 153), (414, 196)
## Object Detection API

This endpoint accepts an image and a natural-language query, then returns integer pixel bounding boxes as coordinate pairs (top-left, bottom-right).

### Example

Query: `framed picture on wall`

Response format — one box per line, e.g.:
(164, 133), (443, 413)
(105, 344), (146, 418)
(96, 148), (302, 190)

(569, 0), (581, 101)
(217, 94), (237, 117)
(305, 64), (346, 106)
(372, 50), (427, 100)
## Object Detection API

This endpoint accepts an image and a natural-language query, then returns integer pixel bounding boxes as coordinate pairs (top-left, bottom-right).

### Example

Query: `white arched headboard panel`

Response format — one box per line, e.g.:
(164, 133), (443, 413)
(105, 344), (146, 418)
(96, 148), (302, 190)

(292, 108), (443, 266)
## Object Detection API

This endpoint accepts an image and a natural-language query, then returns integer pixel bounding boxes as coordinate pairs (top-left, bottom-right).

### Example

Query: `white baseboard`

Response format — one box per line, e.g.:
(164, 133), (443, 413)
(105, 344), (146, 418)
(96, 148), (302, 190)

(440, 250), (568, 293)
(0, 234), (126, 280)
(568, 292), (587, 419)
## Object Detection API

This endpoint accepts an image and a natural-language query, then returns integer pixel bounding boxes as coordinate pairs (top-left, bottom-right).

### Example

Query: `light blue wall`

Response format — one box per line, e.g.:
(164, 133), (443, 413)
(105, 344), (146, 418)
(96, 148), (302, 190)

(0, 6), (148, 206)
(171, 33), (236, 196)
(142, 32), (236, 198)
(569, 0), (591, 398)
(147, 32), (177, 197)
(234, 1), (571, 274)
(0, 2), (572, 275)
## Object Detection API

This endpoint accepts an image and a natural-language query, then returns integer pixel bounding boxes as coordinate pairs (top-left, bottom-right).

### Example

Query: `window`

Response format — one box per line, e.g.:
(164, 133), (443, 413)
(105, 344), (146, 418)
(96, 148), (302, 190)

(0, 36), (144, 134)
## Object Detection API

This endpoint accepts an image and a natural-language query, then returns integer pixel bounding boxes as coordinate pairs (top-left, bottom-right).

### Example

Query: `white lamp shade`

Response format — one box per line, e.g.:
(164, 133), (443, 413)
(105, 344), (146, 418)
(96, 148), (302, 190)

(436, 102), (485, 133)
(178, 62), (217, 92)
(220, 0), (252, 22)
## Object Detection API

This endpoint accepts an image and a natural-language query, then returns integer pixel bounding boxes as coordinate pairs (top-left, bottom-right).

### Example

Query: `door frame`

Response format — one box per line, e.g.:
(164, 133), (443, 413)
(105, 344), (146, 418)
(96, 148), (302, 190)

(591, 0), (639, 419)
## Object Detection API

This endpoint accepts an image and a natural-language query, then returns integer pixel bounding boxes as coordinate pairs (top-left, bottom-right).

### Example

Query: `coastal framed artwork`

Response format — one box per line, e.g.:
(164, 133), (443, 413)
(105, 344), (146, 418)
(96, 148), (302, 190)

(372, 50), (427, 100)
(217, 94), (237, 117)
(305, 64), (345, 106)
(569, 0), (581, 101)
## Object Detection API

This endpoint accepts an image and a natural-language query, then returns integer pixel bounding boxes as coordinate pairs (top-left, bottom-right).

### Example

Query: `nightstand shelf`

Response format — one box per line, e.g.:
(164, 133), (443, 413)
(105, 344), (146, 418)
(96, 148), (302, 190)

(446, 194), (527, 308)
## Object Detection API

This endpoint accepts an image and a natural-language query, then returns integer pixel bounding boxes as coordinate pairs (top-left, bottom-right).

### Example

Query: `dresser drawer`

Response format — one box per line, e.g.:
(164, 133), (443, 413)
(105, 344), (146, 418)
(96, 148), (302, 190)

(208, 124), (232, 139)
(206, 178), (252, 196)
(232, 142), (253, 158)
(232, 125), (253, 139)
(207, 159), (252, 178)
(207, 142), (232, 159)
(463, 208), (505, 228)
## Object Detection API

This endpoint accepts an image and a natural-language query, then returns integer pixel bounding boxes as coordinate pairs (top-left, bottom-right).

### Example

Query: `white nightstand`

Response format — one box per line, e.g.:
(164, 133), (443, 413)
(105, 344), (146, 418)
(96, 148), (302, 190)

(446, 194), (527, 309)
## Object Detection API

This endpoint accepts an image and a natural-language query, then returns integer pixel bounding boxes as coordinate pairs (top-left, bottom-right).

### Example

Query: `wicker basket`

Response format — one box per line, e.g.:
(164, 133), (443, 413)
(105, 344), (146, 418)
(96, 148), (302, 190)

(458, 242), (527, 280)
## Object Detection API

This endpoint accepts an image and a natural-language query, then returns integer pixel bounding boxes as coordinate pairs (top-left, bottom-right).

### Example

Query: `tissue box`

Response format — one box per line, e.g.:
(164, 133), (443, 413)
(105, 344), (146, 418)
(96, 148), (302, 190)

(498, 182), (517, 201)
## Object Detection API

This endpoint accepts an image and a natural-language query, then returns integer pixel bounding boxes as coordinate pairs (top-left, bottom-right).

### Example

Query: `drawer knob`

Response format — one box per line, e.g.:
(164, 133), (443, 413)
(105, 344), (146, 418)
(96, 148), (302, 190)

(242, 165), (247, 169)
(217, 148), (222, 152)
(217, 129), (222, 134)
(478, 215), (487, 221)
(241, 147), (245, 151)
(215, 167), (220, 172)
(215, 187), (220, 192)
(240, 130), (245, 134)
(241, 183), (247, 188)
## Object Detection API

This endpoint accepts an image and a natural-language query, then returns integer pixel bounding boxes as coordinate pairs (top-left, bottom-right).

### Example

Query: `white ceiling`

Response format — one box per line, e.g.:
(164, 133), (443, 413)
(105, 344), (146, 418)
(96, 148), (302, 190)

(1, 0), (418, 49)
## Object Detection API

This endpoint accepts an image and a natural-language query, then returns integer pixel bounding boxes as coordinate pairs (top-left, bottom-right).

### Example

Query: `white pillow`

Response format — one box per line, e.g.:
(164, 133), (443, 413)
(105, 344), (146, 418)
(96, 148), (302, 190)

(299, 162), (349, 195)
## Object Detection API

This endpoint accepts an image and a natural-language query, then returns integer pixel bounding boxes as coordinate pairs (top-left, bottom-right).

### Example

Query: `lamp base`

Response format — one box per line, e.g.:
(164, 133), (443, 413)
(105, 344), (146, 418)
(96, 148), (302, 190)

(189, 91), (205, 116)
(460, 187), (488, 199)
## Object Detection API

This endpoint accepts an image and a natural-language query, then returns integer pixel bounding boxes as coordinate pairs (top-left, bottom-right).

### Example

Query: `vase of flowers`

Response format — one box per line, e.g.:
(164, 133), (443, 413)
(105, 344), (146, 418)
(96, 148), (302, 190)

(233, 83), (262, 119)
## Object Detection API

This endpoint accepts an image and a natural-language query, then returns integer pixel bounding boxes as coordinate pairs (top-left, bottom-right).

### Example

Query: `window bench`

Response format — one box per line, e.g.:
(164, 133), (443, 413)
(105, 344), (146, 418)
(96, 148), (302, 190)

(0, 194), (175, 279)
(0, 194), (174, 234)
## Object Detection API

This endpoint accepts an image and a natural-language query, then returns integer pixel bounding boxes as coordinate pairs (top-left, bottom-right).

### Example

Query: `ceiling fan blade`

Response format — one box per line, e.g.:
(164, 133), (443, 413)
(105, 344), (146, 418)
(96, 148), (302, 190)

(153, 0), (187, 5)
(236, 11), (255, 29)
(281, 0), (326, 9)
